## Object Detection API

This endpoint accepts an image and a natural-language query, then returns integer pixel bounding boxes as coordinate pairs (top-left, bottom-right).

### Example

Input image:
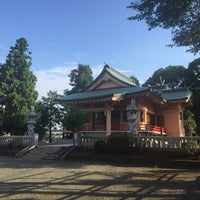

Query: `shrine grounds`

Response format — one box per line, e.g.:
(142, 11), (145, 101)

(0, 151), (200, 200)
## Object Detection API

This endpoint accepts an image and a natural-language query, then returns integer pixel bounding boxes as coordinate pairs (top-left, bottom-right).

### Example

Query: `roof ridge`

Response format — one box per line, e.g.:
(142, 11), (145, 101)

(104, 65), (136, 86)
(160, 87), (190, 93)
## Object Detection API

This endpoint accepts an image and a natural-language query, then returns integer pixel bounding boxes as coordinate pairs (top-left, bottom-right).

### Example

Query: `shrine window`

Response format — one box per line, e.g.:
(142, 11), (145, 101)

(111, 111), (120, 124)
(84, 112), (91, 123)
(147, 113), (156, 125)
(157, 115), (164, 126)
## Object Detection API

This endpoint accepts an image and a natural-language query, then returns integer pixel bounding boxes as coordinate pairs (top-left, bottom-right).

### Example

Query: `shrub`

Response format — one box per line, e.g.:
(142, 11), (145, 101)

(94, 140), (106, 153)
(107, 132), (133, 154)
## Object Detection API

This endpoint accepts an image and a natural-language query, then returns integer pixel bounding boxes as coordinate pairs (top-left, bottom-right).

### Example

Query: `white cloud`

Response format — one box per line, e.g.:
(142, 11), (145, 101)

(91, 64), (104, 77)
(34, 63), (105, 99)
(34, 66), (74, 99)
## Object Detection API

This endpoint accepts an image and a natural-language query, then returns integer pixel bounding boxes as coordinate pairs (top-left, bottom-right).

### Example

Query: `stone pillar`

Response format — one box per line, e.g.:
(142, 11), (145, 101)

(106, 109), (111, 136)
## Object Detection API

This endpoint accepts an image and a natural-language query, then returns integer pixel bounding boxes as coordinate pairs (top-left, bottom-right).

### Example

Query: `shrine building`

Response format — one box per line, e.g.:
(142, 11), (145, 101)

(57, 65), (192, 137)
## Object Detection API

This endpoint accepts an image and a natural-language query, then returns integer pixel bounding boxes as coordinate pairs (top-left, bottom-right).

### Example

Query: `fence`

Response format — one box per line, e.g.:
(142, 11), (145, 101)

(77, 133), (200, 152)
(0, 135), (36, 147)
(77, 131), (106, 148)
(134, 136), (200, 151)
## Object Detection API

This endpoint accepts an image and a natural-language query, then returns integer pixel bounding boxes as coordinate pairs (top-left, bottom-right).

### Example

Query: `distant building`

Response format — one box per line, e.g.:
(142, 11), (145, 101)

(57, 65), (192, 137)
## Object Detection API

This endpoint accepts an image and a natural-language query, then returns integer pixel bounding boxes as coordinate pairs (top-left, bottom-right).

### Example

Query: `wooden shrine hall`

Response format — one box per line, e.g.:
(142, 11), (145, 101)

(57, 65), (192, 137)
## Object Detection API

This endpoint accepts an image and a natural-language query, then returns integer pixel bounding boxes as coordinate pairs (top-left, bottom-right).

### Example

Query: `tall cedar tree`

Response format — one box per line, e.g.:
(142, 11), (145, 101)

(0, 38), (38, 135)
(63, 64), (93, 133)
(68, 64), (93, 94)
(128, 0), (200, 54)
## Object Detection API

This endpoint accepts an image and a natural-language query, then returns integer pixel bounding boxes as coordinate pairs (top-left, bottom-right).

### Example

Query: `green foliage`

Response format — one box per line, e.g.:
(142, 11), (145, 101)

(186, 58), (200, 135)
(128, 0), (200, 54)
(63, 106), (85, 133)
(63, 64), (93, 133)
(107, 132), (133, 154)
(130, 75), (140, 86)
(187, 58), (200, 89)
(143, 65), (187, 88)
(94, 140), (106, 153)
(190, 89), (200, 135)
(0, 38), (38, 134)
(181, 140), (199, 156)
(35, 91), (63, 140)
(143, 59), (200, 135)
(68, 64), (93, 94)
(184, 108), (197, 136)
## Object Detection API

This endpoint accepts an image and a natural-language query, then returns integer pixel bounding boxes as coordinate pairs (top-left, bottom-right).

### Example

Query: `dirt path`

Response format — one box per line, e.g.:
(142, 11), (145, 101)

(0, 156), (199, 200)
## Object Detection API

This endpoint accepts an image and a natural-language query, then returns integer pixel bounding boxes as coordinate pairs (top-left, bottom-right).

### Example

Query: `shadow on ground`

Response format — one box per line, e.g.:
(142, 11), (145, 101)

(66, 148), (200, 170)
(0, 160), (199, 200)
(0, 148), (200, 199)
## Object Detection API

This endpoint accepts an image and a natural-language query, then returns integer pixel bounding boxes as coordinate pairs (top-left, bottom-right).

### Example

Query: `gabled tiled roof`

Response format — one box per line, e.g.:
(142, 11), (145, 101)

(85, 65), (136, 91)
(160, 88), (192, 102)
(57, 86), (192, 104)
(104, 65), (136, 86)
(58, 86), (149, 103)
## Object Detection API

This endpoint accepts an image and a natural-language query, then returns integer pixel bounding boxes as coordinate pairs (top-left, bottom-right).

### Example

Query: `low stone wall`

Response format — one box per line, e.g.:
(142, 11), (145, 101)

(0, 136), (35, 147)
(134, 136), (200, 151)
(77, 132), (200, 152)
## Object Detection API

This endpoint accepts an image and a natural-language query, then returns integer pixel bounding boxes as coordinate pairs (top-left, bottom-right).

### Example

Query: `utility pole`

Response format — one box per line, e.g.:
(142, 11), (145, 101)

(49, 100), (52, 143)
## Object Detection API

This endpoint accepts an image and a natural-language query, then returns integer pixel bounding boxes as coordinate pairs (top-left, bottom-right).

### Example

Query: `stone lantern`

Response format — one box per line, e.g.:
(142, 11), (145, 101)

(127, 99), (138, 136)
(27, 107), (37, 144)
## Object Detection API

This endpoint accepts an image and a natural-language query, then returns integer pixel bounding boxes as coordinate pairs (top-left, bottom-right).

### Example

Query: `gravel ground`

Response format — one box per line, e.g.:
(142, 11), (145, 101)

(0, 155), (200, 200)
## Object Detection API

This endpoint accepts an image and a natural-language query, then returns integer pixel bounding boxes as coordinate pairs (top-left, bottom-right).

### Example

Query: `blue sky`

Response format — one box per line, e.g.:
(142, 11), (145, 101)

(0, 0), (199, 98)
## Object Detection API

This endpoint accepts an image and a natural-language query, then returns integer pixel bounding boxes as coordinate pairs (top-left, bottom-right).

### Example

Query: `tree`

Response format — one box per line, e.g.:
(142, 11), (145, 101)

(67, 64), (93, 94)
(130, 75), (140, 86)
(35, 91), (64, 142)
(144, 64), (198, 135)
(62, 64), (93, 133)
(187, 58), (200, 89)
(187, 58), (200, 134)
(128, 0), (200, 54)
(0, 38), (38, 134)
(184, 108), (197, 136)
(143, 65), (187, 88)
(62, 106), (85, 133)
(34, 100), (48, 140)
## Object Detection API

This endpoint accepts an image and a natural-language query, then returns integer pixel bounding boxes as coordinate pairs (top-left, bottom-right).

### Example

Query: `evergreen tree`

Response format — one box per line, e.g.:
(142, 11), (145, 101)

(68, 64), (93, 94)
(0, 38), (38, 134)
(143, 65), (187, 88)
(35, 91), (63, 142)
(130, 75), (140, 86)
(184, 108), (197, 136)
(62, 64), (93, 133)
(187, 58), (200, 134)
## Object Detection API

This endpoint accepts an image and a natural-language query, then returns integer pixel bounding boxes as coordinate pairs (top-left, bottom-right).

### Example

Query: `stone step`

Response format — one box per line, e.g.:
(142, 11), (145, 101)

(18, 145), (72, 161)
